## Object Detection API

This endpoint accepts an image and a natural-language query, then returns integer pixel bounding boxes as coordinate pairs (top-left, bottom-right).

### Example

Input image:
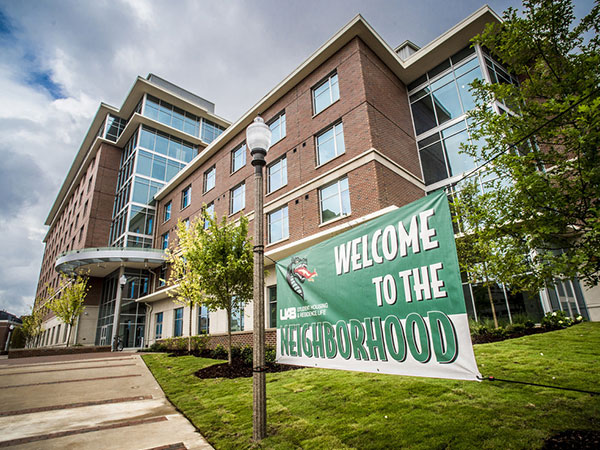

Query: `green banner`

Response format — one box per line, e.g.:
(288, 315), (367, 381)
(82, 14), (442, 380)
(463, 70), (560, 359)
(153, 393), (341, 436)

(276, 190), (480, 381)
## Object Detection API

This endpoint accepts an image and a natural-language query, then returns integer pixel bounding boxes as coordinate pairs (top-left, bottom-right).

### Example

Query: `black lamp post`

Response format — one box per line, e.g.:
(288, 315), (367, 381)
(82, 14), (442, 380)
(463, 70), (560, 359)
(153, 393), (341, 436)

(246, 116), (272, 441)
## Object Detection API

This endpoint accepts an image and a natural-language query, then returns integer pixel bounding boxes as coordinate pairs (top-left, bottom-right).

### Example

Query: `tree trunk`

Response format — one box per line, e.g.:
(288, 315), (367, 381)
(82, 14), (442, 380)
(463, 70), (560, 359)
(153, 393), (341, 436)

(482, 262), (499, 329)
(188, 303), (193, 354)
(227, 307), (232, 365)
(486, 284), (499, 329)
(66, 324), (72, 347)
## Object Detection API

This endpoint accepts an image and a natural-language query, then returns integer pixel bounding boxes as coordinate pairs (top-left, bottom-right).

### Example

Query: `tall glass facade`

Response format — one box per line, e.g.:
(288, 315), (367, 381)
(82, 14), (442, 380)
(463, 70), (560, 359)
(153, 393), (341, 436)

(108, 125), (197, 248)
(409, 45), (585, 322)
(143, 94), (225, 144)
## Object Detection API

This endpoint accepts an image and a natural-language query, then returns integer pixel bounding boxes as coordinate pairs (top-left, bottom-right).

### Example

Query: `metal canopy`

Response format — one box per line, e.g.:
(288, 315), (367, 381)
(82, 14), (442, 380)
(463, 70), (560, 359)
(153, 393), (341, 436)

(55, 247), (166, 277)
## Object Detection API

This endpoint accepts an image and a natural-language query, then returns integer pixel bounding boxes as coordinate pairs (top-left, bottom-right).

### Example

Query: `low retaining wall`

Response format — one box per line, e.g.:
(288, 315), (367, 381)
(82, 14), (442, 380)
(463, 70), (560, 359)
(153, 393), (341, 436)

(8, 346), (111, 359)
(204, 329), (277, 349)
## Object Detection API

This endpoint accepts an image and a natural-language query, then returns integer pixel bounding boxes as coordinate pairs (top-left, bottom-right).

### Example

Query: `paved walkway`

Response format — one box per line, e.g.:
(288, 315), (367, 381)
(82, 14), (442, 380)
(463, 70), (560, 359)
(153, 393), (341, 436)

(0, 352), (213, 449)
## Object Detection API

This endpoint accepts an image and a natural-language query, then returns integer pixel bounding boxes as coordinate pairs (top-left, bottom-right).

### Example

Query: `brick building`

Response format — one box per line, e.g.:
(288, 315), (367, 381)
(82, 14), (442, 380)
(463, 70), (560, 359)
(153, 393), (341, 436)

(32, 6), (598, 349)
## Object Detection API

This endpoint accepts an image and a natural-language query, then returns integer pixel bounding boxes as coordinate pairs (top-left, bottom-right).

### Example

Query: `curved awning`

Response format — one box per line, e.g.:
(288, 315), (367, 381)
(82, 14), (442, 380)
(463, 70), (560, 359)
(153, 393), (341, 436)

(55, 247), (166, 277)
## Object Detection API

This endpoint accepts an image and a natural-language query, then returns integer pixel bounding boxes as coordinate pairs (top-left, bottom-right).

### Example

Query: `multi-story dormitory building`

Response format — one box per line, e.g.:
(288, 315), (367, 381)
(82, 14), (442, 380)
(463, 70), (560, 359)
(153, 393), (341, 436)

(32, 6), (599, 349)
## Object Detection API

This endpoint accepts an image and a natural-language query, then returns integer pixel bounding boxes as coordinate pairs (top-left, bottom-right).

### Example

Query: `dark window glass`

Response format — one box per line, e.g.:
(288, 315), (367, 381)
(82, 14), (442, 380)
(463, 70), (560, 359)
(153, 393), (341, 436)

(420, 142), (447, 184)
(407, 74), (427, 91)
(432, 81), (462, 123)
(428, 59), (451, 79)
(411, 95), (437, 135)
(451, 46), (475, 65)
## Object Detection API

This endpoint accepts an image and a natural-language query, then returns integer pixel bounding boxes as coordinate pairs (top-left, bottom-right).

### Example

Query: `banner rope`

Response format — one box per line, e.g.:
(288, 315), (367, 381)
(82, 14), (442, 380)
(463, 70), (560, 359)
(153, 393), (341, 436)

(477, 375), (600, 395)
(264, 254), (286, 269)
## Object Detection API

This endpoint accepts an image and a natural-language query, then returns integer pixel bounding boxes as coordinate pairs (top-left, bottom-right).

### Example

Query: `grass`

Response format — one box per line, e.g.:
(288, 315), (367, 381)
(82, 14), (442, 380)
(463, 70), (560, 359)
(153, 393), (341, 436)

(142, 322), (600, 449)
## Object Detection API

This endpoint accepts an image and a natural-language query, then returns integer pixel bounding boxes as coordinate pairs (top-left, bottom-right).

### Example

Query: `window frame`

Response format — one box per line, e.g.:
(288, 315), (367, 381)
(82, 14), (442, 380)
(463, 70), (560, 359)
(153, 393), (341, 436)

(230, 182), (245, 215)
(267, 111), (286, 145)
(267, 155), (287, 194)
(319, 176), (351, 224)
(163, 201), (172, 222)
(173, 307), (184, 337)
(155, 312), (163, 339)
(203, 166), (216, 193)
(267, 205), (289, 244)
(268, 285), (277, 328)
(312, 72), (340, 115)
(161, 232), (169, 250)
(204, 202), (215, 229)
(181, 185), (191, 210)
(316, 121), (345, 166)
(231, 143), (246, 173)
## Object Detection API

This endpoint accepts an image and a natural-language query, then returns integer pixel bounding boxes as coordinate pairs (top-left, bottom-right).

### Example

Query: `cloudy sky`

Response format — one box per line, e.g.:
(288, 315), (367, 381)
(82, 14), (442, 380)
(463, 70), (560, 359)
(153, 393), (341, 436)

(0, 0), (592, 316)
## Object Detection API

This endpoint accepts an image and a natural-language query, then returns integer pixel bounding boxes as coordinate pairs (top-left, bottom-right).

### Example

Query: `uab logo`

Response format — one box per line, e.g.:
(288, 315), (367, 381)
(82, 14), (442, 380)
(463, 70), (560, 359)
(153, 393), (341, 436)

(280, 307), (296, 321)
(285, 256), (318, 301)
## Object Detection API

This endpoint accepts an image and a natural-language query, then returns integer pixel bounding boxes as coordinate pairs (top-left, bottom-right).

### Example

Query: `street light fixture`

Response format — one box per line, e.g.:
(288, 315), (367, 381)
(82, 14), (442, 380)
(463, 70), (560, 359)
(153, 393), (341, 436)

(246, 116), (272, 441)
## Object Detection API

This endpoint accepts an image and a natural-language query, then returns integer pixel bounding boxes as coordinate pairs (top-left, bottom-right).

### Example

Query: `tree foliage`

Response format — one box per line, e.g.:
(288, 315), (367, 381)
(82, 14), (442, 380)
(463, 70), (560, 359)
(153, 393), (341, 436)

(48, 272), (89, 346)
(20, 306), (44, 347)
(165, 219), (206, 354)
(455, 0), (600, 293)
(168, 211), (253, 363)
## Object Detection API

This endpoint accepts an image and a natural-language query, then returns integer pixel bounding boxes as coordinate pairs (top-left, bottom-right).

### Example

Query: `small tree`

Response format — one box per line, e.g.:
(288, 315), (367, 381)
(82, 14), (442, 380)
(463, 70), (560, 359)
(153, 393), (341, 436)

(165, 219), (205, 354)
(20, 305), (43, 348)
(48, 272), (89, 346)
(455, 0), (600, 293)
(181, 211), (253, 364)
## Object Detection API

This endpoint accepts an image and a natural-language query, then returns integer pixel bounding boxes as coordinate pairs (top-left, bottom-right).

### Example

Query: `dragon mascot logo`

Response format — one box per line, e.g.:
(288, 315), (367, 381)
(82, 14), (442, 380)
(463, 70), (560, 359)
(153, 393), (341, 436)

(285, 256), (318, 301)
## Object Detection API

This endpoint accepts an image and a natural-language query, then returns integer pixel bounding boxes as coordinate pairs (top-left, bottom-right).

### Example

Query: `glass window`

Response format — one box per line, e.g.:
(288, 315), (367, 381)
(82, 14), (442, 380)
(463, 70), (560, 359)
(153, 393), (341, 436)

(181, 185), (191, 209)
(230, 183), (245, 214)
(151, 155), (166, 181)
(268, 286), (277, 328)
(443, 127), (473, 176)
(204, 166), (216, 193)
(267, 156), (287, 193)
(456, 65), (483, 113)
(419, 141), (448, 185)
(432, 81), (462, 124)
(268, 205), (289, 244)
(198, 306), (209, 334)
(137, 151), (153, 177)
(268, 112), (286, 145)
(231, 304), (244, 332)
(161, 232), (169, 250)
(164, 202), (171, 222)
(231, 144), (246, 173)
(411, 94), (437, 135)
(316, 122), (345, 165)
(319, 177), (351, 223)
(155, 312), (163, 339)
(201, 119), (225, 144)
(313, 72), (340, 114)
(204, 202), (214, 229)
(174, 307), (183, 337)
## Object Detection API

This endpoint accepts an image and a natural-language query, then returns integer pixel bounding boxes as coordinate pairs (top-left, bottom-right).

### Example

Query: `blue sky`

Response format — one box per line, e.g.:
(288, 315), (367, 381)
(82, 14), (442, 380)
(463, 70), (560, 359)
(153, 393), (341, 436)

(0, 0), (594, 316)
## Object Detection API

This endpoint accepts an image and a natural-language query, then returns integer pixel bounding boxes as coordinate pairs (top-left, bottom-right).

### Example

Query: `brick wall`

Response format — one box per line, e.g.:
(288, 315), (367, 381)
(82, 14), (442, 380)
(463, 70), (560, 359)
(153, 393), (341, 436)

(203, 329), (277, 350)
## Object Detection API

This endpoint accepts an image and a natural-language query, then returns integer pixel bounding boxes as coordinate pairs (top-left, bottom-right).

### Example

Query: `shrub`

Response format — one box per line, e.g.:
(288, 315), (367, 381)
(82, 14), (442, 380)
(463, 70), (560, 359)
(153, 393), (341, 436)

(505, 323), (525, 334)
(265, 345), (276, 364)
(239, 345), (253, 366)
(149, 341), (168, 352)
(541, 311), (573, 330)
(211, 344), (228, 360)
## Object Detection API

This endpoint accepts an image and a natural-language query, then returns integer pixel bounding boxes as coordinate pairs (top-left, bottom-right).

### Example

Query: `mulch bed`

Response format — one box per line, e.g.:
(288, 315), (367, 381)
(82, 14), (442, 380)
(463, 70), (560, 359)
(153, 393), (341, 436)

(542, 430), (600, 449)
(471, 327), (548, 344)
(195, 360), (303, 379)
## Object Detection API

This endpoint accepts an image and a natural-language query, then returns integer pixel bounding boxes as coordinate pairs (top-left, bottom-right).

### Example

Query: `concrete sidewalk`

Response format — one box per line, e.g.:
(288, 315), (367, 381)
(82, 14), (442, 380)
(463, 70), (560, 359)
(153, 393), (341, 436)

(0, 352), (213, 449)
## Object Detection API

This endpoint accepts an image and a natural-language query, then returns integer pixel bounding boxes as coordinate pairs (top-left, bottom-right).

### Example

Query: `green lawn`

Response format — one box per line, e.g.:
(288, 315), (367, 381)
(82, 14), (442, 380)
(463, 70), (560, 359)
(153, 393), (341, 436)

(142, 323), (600, 449)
